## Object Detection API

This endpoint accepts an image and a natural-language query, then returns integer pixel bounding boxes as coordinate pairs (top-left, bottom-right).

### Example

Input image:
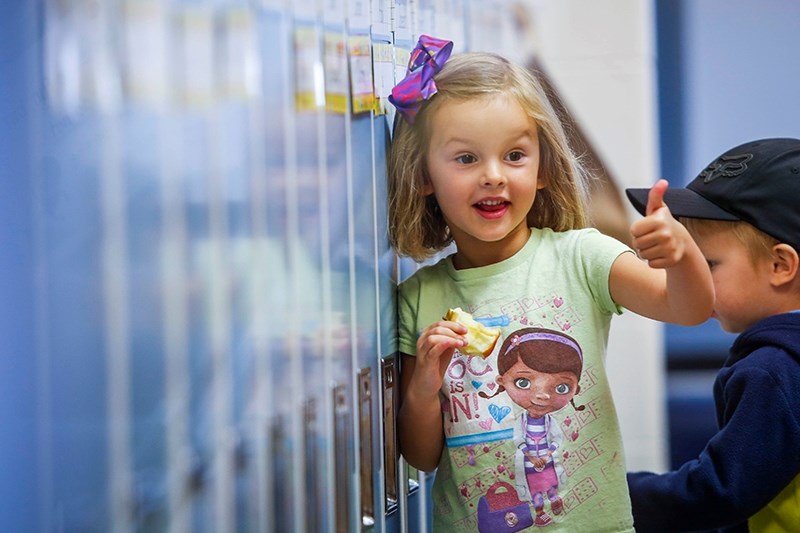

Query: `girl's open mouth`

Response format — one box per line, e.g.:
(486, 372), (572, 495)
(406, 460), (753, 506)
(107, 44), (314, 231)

(474, 199), (509, 218)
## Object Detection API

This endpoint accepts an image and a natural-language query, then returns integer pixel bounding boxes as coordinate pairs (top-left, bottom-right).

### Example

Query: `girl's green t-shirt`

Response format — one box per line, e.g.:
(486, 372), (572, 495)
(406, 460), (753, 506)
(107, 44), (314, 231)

(399, 228), (635, 532)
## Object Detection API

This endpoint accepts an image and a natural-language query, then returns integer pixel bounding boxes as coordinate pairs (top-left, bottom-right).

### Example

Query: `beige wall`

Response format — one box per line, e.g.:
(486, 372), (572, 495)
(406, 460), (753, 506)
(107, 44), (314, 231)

(513, 0), (668, 472)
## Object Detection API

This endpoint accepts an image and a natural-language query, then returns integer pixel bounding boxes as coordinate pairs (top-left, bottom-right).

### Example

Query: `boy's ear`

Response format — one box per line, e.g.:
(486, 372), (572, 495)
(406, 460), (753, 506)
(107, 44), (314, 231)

(769, 243), (799, 287)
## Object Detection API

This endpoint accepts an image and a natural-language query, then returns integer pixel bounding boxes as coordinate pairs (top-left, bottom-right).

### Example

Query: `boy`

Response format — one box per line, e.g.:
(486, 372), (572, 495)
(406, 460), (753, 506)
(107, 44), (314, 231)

(624, 138), (800, 532)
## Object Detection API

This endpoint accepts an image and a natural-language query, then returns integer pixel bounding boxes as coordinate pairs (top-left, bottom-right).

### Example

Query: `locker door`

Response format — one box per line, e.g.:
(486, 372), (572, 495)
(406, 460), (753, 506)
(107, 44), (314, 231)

(36, 0), (121, 528)
(2, 0), (533, 531)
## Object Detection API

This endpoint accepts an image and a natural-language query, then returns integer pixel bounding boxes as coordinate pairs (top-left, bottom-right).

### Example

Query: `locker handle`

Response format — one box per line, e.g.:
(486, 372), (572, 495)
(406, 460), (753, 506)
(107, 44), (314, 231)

(358, 367), (375, 527)
(381, 357), (399, 513)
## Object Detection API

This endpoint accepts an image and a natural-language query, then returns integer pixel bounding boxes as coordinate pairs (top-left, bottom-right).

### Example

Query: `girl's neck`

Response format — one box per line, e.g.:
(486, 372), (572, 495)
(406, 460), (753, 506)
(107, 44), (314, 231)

(452, 227), (532, 270)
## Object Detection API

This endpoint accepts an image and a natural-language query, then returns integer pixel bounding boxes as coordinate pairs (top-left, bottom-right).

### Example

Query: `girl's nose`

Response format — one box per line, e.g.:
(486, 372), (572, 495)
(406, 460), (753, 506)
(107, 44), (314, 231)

(535, 390), (550, 401)
(482, 161), (506, 187)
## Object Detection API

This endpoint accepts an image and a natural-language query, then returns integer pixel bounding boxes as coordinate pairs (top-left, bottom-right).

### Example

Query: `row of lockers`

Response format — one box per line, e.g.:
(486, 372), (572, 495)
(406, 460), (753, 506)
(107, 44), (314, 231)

(1, 0), (525, 531)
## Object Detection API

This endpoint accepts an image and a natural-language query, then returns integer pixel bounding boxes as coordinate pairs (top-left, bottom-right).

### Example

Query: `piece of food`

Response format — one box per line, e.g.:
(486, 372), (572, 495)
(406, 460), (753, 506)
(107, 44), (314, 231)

(445, 307), (501, 358)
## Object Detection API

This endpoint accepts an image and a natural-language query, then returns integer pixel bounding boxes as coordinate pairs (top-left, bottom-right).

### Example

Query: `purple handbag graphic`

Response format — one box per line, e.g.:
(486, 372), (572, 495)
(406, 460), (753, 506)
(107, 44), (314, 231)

(477, 481), (534, 532)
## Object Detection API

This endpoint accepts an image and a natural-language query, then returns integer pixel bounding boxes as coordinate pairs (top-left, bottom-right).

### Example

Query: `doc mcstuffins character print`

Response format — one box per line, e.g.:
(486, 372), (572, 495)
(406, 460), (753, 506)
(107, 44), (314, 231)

(485, 327), (585, 527)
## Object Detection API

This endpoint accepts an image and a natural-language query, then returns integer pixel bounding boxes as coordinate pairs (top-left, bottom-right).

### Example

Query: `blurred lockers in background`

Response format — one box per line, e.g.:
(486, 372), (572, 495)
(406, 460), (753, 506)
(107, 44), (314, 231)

(0, 0), (522, 531)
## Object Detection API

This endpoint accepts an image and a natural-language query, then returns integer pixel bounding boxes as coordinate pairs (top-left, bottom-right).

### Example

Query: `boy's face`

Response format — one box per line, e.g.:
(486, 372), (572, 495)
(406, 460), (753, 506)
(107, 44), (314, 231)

(693, 229), (774, 333)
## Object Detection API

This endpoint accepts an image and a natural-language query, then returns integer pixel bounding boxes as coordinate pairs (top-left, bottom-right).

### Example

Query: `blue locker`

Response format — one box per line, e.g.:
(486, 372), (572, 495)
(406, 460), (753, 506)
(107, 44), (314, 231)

(0, 0), (503, 530)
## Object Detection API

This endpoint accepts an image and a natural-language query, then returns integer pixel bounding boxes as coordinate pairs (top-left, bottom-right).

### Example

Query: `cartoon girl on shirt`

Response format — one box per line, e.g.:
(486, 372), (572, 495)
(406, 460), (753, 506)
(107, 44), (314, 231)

(492, 327), (584, 527)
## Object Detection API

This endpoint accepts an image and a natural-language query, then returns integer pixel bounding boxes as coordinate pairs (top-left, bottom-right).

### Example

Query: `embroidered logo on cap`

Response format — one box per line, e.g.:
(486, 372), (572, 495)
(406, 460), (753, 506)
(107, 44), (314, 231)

(700, 153), (753, 183)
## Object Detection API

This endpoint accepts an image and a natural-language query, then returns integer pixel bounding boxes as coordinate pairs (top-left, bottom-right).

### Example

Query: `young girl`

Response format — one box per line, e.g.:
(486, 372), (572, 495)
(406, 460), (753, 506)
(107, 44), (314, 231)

(489, 327), (586, 527)
(389, 36), (713, 531)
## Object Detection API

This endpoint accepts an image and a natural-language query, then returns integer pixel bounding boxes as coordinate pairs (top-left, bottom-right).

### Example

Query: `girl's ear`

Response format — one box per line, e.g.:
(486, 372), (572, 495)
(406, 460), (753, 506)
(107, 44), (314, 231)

(536, 169), (548, 190)
(769, 243), (799, 287)
(420, 166), (435, 196)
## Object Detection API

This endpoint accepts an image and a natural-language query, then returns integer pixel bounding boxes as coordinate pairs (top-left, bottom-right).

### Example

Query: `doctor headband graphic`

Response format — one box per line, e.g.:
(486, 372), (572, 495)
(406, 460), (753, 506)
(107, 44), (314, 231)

(503, 331), (583, 362)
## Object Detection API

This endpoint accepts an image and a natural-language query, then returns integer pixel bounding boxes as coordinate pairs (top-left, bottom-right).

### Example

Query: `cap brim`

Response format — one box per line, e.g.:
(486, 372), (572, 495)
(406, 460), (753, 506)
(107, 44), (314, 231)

(625, 187), (740, 221)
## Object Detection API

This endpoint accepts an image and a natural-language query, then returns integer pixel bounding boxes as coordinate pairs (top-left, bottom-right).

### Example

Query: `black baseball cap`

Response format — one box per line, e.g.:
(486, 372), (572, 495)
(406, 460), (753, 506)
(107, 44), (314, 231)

(626, 138), (800, 250)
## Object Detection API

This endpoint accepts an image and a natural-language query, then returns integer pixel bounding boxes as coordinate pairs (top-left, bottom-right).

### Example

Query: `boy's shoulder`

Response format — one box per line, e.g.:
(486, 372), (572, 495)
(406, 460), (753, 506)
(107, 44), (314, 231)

(732, 312), (800, 365)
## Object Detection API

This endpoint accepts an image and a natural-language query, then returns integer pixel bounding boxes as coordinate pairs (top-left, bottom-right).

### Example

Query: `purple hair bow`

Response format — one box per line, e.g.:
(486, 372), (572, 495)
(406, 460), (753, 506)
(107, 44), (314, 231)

(389, 34), (454, 125)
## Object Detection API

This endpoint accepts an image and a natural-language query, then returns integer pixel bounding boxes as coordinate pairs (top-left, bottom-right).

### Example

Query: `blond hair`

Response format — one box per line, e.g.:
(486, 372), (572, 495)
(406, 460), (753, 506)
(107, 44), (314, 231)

(387, 52), (590, 261)
(681, 218), (779, 265)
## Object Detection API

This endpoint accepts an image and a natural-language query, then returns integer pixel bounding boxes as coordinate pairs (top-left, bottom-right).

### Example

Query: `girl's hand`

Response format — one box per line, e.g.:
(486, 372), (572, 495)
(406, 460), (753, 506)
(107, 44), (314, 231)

(533, 457), (548, 470)
(524, 452), (548, 471)
(629, 179), (688, 269)
(409, 318), (468, 398)
(397, 318), (468, 472)
(613, 178), (714, 326)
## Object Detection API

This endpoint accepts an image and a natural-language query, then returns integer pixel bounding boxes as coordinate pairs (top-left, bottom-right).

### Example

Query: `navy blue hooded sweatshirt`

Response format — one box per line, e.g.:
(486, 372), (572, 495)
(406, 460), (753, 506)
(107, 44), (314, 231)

(627, 313), (800, 532)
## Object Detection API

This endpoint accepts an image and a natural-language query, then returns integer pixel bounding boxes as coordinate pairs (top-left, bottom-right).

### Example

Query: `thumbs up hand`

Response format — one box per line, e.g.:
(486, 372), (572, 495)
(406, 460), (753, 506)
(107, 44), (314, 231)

(645, 178), (669, 216)
(629, 179), (688, 269)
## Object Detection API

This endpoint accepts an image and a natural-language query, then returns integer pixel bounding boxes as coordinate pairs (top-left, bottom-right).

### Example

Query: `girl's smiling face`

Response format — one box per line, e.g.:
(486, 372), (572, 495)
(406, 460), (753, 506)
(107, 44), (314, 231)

(497, 358), (579, 418)
(424, 94), (545, 268)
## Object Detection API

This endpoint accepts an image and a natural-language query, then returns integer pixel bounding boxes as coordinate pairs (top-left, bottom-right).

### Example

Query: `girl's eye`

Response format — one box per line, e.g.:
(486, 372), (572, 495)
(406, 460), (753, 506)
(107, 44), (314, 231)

(514, 378), (531, 390)
(456, 154), (476, 165)
(706, 260), (718, 270)
(507, 151), (524, 162)
(554, 383), (571, 395)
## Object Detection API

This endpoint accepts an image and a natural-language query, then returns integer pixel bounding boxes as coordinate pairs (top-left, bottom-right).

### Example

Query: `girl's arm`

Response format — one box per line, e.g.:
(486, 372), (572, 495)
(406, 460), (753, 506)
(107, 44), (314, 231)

(397, 319), (467, 472)
(609, 179), (714, 325)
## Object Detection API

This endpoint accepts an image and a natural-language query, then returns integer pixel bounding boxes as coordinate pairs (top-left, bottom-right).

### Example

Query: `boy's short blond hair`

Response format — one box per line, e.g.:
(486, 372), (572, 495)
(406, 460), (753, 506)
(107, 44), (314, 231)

(681, 218), (779, 265)
(388, 52), (590, 261)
